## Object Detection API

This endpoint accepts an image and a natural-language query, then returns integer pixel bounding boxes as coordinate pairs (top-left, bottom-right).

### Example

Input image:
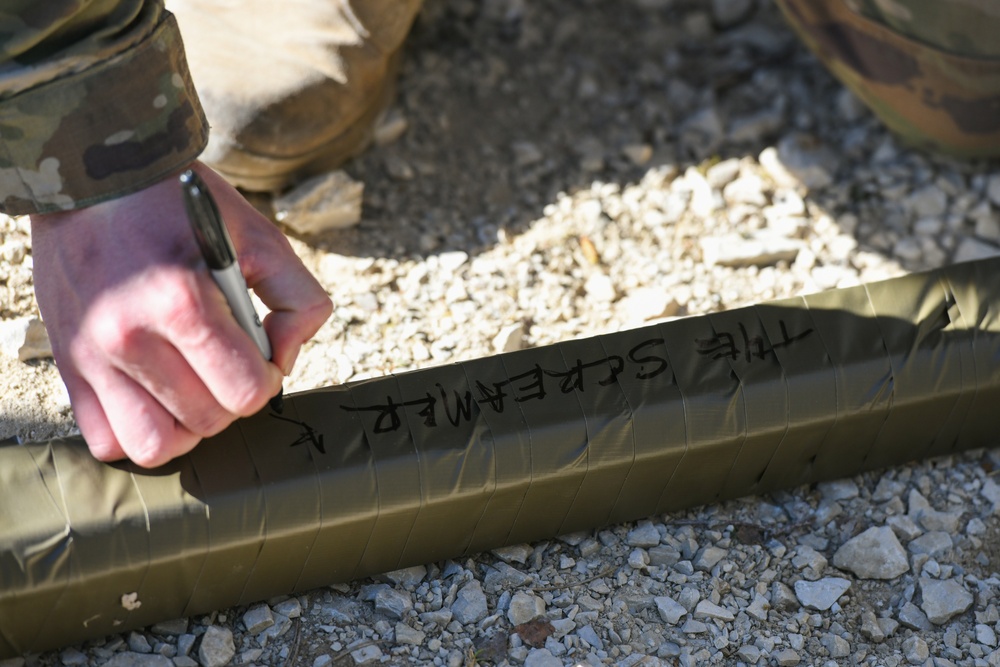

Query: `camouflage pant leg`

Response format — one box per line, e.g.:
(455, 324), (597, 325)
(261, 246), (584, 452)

(774, 0), (1000, 158)
(167, 0), (423, 191)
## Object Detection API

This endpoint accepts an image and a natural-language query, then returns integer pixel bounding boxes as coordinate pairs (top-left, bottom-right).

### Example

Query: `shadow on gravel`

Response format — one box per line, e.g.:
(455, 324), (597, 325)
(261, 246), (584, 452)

(295, 0), (950, 274)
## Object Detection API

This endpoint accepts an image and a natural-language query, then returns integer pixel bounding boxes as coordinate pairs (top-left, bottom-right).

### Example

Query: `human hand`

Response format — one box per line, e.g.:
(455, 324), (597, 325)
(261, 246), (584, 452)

(30, 162), (333, 467)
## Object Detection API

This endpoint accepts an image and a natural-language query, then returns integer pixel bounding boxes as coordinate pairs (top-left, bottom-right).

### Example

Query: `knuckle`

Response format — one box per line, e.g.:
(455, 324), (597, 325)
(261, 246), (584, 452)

(128, 430), (194, 469)
(88, 439), (124, 462)
(226, 382), (272, 417)
(188, 408), (234, 438)
(98, 322), (145, 363)
(160, 284), (209, 338)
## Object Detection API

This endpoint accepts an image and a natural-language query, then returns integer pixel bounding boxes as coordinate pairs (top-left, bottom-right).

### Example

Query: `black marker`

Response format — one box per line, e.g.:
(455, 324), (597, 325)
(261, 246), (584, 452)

(179, 169), (284, 414)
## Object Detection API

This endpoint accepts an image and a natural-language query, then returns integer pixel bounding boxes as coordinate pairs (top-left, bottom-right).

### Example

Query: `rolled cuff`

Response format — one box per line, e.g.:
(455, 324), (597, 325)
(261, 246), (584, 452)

(0, 12), (208, 216)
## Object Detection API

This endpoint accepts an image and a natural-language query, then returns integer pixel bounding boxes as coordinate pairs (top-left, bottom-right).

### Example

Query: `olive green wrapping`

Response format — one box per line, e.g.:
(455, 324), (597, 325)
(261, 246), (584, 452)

(2, 257), (1000, 657)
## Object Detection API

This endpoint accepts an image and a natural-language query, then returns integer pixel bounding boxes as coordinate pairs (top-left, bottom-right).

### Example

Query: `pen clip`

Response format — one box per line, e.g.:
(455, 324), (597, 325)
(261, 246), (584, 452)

(179, 169), (236, 270)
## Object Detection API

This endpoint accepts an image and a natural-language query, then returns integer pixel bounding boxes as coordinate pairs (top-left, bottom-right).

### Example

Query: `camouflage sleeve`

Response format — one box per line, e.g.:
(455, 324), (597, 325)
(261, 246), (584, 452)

(0, 1), (208, 216)
(774, 0), (1000, 159)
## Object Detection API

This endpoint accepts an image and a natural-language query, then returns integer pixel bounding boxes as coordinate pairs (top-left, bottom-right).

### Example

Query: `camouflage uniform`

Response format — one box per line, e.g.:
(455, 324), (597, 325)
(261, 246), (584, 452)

(4, 0), (1000, 218)
(773, 0), (1000, 158)
(0, 0), (420, 216)
(0, 1), (208, 216)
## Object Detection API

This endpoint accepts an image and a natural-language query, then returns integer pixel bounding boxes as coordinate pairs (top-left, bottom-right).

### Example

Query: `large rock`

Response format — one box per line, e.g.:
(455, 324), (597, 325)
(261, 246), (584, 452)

(920, 578), (973, 624)
(832, 526), (909, 579)
(452, 580), (489, 625)
(794, 577), (851, 611)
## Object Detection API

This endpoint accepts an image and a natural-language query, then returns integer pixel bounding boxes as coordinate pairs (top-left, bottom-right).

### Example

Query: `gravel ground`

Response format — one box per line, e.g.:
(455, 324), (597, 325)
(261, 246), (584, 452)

(5, 0), (1000, 665)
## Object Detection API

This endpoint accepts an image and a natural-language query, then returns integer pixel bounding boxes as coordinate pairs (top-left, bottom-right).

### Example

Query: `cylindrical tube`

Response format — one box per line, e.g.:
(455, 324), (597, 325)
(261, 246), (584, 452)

(2, 257), (999, 657)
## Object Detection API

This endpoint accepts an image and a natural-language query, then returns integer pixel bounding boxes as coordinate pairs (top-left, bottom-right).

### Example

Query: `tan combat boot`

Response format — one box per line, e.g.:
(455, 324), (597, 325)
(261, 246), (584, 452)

(167, 0), (422, 192)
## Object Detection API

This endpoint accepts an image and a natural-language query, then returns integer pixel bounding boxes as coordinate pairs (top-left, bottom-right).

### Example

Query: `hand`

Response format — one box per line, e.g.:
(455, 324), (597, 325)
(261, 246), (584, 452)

(30, 162), (332, 467)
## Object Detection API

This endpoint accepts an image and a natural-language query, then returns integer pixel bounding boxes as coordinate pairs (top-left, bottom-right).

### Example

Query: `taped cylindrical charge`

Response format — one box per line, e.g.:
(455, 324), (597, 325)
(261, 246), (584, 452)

(2, 257), (999, 657)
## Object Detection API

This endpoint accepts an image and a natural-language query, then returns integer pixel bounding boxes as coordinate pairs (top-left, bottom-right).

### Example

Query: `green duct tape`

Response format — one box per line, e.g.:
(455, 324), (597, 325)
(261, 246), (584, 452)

(2, 258), (1000, 656)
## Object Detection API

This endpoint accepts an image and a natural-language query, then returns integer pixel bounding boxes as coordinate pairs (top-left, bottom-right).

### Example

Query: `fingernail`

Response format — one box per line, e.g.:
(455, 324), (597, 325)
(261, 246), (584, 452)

(281, 349), (299, 376)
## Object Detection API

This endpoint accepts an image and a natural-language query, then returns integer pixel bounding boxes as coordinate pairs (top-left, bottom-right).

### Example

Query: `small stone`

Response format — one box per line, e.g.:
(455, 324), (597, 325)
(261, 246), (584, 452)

(272, 598), (302, 619)
(904, 186), (948, 219)
(59, 648), (88, 666)
(626, 521), (662, 548)
(127, 632), (152, 653)
(524, 649), (563, 667)
(384, 565), (428, 589)
(493, 323), (525, 353)
(860, 610), (885, 643)
(832, 526), (908, 579)
(375, 587), (413, 620)
(384, 154), (415, 180)
(437, 250), (470, 273)
(693, 600), (735, 622)
(198, 626), (235, 667)
(954, 236), (1000, 263)
(693, 546), (727, 572)
(177, 634), (196, 657)
(908, 531), (953, 559)
(678, 587), (701, 611)
(616, 288), (680, 325)
(622, 143), (653, 166)
(452, 580), (489, 625)
(151, 618), (188, 636)
(982, 477), (1000, 510)
(902, 636), (929, 664)
(576, 625), (604, 651)
(920, 577), (973, 624)
(484, 562), (532, 589)
(821, 633), (850, 658)
(877, 616), (899, 638)
(978, 624), (999, 647)
(886, 515), (923, 541)
(897, 601), (933, 631)
(419, 609), (452, 627)
(746, 593), (769, 621)
(243, 604), (275, 634)
(648, 545), (681, 567)
(491, 543), (533, 564)
(737, 645), (761, 663)
(774, 133), (838, 189)
(817, 479), (859, 502)
(773, 648), (800, 666)
(373, 107), (408, 146)
(771, 581), (799, 611)
(508, 591), (545, 626)
(313, 656), (334, 667)
(350, 643), (383, 664)
(274, 170), (364, 233)
(700, 234), (803, 267)
(793, 577), (851, 611)
(628, 548), (649, 570)
(0, 317), (52, 362)
(258, 611), (292, 642)
(395, 622), (426, 646)
(791, 545), (827, 579)
(584, 273), (616, 302)
(681, 619), (708, 634)
(655, 596), (687, 625)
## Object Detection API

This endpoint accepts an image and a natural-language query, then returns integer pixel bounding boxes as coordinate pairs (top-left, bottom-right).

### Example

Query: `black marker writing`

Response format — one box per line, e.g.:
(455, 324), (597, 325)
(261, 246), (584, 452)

(696, 319), (813, 363)
(341, 339), (670, 436)
(271, 413), (326, 454)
